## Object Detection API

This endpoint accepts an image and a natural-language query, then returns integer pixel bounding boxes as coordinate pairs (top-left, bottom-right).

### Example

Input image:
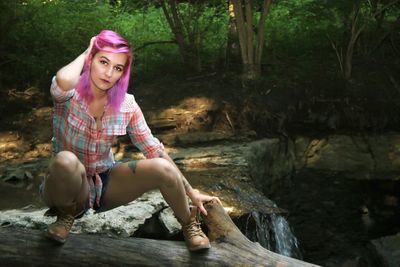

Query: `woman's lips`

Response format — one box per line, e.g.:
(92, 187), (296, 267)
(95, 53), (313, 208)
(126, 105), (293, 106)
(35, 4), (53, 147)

(101, 79), (110, 84)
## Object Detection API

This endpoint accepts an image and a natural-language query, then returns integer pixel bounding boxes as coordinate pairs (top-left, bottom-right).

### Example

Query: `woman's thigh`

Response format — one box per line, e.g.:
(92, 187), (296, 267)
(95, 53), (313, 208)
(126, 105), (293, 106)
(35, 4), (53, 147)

(101, 157), (177, 211)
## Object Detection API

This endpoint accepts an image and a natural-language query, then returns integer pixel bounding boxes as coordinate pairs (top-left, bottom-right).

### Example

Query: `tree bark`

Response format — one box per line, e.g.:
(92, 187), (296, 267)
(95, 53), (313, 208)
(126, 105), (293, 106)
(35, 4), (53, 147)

(342, 0), (399, 81)
(255, 0), (272, 68)
(232, 0), (272, 80)
(226, 1), (241, 68)
(344, 4), (365, 81)
(0, 200), (319, 266)
(159, 0), (202, 72)
(160, 0), (188, 64)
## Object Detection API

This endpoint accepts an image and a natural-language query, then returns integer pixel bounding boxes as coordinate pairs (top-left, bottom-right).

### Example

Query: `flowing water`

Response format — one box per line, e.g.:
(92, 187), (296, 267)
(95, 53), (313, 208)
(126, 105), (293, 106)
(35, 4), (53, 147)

(237, 211), (302, 259)
(271, 169), (400, 266)
(270, 213), (302, 258)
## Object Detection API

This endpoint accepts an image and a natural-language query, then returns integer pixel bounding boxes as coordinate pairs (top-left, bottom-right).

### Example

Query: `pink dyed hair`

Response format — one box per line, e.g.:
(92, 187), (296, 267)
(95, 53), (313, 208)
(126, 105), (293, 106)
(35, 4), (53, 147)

(76, 30), (133, 112)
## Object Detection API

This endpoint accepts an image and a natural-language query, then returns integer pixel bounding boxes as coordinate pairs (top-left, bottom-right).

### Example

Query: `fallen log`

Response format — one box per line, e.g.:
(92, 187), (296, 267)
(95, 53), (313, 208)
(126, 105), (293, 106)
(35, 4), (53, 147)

(0, 200), (319, 267)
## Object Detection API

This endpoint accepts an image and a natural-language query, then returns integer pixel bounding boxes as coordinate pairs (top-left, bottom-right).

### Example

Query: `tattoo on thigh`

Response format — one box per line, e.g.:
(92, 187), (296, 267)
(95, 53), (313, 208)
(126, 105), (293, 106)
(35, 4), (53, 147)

(127, 161), (137, 174)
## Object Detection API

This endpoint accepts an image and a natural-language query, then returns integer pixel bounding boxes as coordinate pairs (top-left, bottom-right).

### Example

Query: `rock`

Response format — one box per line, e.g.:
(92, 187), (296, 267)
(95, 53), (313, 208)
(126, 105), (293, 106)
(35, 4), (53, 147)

(159, 207), (181, 236)
(368, 133), (400, 179)
(303, 135), (374, 178)
(368, 232), (400, 267)
(170, 142), (249, 171)
(174, 131), (234, 146)
(25, 171), (34, 180)
(2, 168), (26, 182)
(0, 191), (168, 238)
(246, 138), (295, 196)
(247, 135), (400, 187)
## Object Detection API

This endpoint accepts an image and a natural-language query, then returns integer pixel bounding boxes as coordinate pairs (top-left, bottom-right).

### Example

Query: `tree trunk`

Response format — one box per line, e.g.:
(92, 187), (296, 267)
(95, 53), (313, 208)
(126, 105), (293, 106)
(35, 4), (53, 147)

(0, 200), (319, 266)
(225, 1), (241, 69)
(160, 0), (201, 72)
(160, 0), (188, 63)
(231, 0), (272, 80)
(344, 4), (365, 81)
(255, 0), (272, 67)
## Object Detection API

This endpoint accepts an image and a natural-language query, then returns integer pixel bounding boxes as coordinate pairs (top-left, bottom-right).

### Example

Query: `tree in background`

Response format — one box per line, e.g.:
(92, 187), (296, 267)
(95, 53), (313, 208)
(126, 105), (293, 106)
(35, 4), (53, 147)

(330, 0), (400, 82)
(230, 0), (272, 80)
(159, 0), (225, 72)
(1, 0), (399, 91)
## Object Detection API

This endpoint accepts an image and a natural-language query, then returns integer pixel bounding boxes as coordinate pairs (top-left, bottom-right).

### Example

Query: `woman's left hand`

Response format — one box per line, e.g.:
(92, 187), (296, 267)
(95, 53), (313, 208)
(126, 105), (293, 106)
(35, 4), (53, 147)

(187, 189), (222, 216)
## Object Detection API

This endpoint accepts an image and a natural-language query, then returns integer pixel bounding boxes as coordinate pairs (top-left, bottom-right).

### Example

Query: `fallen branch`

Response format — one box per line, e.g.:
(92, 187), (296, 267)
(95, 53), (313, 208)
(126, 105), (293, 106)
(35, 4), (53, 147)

(0, 200), (319, 266)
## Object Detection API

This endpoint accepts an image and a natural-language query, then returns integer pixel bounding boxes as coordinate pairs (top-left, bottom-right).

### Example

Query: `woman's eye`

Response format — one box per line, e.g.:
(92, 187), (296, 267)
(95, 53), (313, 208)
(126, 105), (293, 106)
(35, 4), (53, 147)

(100, 60), (108, 65)
(115, 66), (123, 72)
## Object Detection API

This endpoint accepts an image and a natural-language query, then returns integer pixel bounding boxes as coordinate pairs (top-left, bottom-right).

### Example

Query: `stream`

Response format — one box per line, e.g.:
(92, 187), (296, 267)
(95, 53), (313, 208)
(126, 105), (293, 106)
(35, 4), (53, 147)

(271, 169), (400, 266)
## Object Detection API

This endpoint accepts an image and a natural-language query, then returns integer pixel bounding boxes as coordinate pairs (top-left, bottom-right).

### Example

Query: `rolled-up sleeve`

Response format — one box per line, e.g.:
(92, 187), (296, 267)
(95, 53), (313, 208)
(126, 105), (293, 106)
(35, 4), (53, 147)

(50, 76), (75, 103)
(127, 103), (164, 158)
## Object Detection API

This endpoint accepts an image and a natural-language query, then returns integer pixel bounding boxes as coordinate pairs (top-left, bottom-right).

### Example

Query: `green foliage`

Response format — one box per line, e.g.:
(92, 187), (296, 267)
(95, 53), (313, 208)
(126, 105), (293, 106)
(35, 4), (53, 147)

(0, 0), (111, 88)
(267, 0), (344, 57)
(110, 6), (180, 77)
(195, 5), (229, 64)
(0, 0), (398, 90)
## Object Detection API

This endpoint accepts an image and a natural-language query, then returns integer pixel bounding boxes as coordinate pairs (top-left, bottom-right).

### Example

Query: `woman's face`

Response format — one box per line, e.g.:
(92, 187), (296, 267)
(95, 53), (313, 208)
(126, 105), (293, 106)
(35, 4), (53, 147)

(90, 48), (128, 92)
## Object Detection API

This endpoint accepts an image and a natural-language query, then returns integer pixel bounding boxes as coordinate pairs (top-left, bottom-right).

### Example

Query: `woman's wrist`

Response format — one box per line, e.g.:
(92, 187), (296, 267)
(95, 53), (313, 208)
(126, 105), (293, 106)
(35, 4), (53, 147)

(185, 188), (198, 200)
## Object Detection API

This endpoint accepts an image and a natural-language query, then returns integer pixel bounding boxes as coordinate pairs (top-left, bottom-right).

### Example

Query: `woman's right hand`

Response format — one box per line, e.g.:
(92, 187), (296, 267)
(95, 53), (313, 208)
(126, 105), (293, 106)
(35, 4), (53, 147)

(55, 36), (97, 91)
(84, 36), (96, 61)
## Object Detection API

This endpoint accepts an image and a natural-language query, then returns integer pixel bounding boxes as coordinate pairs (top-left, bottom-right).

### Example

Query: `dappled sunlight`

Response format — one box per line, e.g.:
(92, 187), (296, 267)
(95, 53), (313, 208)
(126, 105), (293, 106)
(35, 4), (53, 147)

(0, 140), (22, 150)
(303, 138), (327, 167)
(145, 96), (217, 133)
(23, 143), (52, 159)
(0, 131), (28, 162)
(0, 106), (53, 163)
(223, 206), (235, 214)
(31, 107), (52, 118)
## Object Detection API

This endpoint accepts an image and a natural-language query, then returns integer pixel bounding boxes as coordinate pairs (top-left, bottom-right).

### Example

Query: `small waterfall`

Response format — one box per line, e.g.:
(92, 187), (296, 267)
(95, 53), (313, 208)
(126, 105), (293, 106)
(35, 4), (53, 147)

(270, 213), (302, 259)
(241, 211), (302, 259)
(244, 211), (272, 250)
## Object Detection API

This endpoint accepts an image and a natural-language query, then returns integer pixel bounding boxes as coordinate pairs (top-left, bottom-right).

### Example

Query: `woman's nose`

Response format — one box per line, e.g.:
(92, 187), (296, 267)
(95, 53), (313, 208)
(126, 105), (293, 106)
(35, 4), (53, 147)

(105, 67), (113, 77)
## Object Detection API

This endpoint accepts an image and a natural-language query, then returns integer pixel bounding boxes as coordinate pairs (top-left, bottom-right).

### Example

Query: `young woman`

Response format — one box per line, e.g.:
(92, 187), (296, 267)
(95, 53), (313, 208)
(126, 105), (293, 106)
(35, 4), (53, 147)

(41, 30), (220, 251)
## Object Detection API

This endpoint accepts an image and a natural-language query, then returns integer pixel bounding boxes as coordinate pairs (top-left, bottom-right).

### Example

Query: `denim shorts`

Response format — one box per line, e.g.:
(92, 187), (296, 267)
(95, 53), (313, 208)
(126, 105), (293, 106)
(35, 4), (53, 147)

(92, 168), (113, 212)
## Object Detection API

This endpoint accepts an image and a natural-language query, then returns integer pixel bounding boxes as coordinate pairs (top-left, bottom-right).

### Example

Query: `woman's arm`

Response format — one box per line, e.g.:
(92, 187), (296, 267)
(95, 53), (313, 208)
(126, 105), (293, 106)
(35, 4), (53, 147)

(127, 100), (221, 215)
(56, 37), (96, 92)
(160, 151), (221, 216)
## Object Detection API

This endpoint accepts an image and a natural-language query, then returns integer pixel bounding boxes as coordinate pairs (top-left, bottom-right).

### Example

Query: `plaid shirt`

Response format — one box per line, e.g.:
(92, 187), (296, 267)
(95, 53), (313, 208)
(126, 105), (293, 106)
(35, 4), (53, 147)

(50, 77), (164, 207)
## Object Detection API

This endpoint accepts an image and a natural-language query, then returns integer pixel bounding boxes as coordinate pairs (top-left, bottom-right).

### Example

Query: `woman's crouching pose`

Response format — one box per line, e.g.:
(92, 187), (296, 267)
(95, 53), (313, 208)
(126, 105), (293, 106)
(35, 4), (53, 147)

(40, 30), (220, 251)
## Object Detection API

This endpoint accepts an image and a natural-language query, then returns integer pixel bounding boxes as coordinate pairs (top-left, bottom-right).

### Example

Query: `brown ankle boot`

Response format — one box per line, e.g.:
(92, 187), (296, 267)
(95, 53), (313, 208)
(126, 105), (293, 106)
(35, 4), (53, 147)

(46, 212), (75, 244)
(182, 206), (211, 251)
(46, 204), (82, 243)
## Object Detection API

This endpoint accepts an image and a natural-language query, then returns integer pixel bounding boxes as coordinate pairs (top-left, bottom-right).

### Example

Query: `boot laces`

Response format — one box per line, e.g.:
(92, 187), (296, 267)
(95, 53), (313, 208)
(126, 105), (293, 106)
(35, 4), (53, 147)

(54, 214), (74, 230)
(184, 221), (205, 238)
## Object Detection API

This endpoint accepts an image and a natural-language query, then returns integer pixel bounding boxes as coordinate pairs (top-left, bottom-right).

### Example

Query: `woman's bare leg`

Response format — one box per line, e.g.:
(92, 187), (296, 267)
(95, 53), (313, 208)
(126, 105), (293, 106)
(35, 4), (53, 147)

(104, 158), (211, 251)
(42, 151), (88, 214)
(42, 151), (89, 243)
(103, 158), (191, 224)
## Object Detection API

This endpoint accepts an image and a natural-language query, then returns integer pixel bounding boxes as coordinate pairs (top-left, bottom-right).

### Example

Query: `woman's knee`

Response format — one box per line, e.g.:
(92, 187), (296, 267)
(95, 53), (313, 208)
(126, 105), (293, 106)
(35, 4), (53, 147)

(49, 151), (80, 173)
(151, 158), (179, 188)
(46, 151), (84, 188)
(43, 151), (86, 206)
